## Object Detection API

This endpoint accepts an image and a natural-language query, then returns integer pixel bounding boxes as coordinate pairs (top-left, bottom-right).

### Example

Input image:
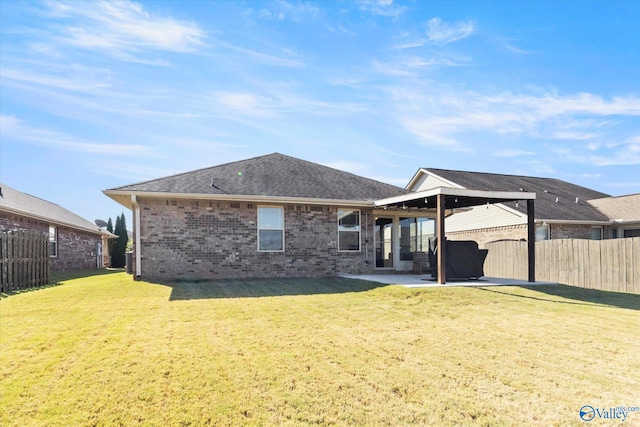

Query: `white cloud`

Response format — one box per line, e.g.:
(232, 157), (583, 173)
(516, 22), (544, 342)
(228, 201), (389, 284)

(426, 17), (474, 44)
(43, 0), (205, 57)
(217, 41), (305, 67)
(0, 115), (149, 156)
(389, 86), (640, 143)
(550, 136), (640, 166)
(358, 0), (406, 18)
(1, 66), (112, 94)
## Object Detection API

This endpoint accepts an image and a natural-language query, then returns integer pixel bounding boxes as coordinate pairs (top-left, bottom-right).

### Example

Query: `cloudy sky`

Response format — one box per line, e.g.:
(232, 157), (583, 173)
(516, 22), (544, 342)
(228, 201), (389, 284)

(1, 0), (639, 224)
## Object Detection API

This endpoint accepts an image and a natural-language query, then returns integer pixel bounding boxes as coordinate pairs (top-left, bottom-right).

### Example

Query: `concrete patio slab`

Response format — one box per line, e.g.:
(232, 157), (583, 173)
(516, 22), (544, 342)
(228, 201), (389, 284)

(338, 273), (557, 288)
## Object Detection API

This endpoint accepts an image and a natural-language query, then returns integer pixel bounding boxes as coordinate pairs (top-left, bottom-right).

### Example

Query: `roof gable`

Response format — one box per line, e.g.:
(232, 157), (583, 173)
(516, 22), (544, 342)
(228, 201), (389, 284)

(588, 193), (640, 220)
(0, 183), (102, 234)
(422, 168), (611, 222)
(108, 153), (408, 202)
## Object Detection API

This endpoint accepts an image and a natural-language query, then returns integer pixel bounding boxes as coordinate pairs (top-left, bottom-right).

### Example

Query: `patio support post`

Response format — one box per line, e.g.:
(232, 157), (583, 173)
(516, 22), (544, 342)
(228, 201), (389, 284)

(436, 193), (446, 284)
(527, 199), (536, 282)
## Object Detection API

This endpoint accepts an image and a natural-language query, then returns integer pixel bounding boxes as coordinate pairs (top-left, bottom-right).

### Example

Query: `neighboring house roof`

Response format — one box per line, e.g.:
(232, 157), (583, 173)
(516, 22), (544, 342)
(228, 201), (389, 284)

(421, 168), (611, 222)
(0, 183), (103, 235)
(106, 153), (409, 205)
(588, 194), (640, 222)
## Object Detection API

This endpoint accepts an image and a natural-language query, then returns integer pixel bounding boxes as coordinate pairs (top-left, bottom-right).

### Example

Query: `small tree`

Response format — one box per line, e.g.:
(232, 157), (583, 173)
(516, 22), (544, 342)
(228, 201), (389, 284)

(111, 213), (129, 268)
(106, 217), (115, 261)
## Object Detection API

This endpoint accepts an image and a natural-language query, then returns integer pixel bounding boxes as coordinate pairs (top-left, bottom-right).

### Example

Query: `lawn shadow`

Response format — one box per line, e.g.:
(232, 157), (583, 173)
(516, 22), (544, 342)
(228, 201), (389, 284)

(477, 284), (640, 311)
(49, 268), (125, 284)
(164, 277), (387, 300)
(1, 268), (124, 299)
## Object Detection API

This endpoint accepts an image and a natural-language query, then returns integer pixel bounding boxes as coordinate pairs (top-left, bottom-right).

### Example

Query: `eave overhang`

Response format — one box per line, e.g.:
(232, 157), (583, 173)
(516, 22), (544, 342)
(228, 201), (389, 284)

(374, 187), (536, 210)
(103, 190), (378, 210)
(0, 206), (103, 235)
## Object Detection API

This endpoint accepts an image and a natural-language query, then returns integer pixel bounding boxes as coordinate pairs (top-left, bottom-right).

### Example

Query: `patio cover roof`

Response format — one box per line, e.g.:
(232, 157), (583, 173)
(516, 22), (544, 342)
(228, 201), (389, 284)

(374, 187), (537, 284)
(374, 187), (536, 210)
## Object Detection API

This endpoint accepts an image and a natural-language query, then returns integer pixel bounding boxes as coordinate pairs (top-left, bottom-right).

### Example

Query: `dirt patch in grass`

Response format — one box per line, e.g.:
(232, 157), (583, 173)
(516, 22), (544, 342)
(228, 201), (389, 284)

(1, 273), (638, 426)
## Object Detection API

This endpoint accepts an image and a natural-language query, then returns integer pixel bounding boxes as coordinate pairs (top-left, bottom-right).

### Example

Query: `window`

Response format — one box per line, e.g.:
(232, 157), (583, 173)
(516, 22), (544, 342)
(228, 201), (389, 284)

(624, 229), (640, 238)
(535, 224), (549, 241)
(590, 227), (603, 240)
(338, 210), (360, 251)
(49, 226), (58, 257)
(399, 217), (435, 261)
(258, 207), (284, 251)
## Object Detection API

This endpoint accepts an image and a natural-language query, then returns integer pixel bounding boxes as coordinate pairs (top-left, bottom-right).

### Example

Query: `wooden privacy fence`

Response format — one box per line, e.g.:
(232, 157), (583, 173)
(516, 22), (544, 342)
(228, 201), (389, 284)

(0, 230), (49, 292)
(484, 237), (640, 294)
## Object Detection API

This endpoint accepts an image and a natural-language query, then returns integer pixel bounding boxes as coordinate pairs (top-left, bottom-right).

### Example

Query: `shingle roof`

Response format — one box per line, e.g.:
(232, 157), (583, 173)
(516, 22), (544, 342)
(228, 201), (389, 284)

(109, 153), (409, 202)
(424, 168), (611, 221)
(0, 183), (102, 234)
(588, 193), (640, 220)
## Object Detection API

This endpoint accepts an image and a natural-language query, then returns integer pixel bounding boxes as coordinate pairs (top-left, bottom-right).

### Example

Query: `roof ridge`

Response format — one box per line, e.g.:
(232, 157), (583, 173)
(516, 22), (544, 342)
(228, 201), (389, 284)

(107, 152), (281, 190)
(425, 167), (557, 181)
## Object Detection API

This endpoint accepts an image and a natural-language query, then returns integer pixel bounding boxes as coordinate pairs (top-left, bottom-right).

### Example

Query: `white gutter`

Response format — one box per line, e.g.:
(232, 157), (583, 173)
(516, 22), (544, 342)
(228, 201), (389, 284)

(535, 219), (613, 226)
(131, 195), (142, 278)
(611, 219), (640, 225)
(104, 190), (376, 209)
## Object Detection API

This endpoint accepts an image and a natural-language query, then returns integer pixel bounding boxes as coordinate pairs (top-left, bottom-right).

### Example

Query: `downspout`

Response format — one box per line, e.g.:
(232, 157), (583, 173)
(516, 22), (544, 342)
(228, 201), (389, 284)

(131, 194), (142, 278)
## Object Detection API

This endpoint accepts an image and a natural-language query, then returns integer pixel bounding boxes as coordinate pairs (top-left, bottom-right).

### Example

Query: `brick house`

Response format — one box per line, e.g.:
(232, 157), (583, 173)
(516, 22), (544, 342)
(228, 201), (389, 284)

(104, 154), (638, 281)
(105, 153), (430, 281)
(408, 168), (639, 247)
(0, 183), (113, 271)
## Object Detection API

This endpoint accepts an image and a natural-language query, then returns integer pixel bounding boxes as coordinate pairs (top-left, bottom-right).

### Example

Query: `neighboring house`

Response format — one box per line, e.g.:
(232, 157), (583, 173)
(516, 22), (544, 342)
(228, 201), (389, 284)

(408, 168), (637, 246)
(0, 183), (114, 271)
(104, 153), (448, 280)
(588, 194), (640, 238)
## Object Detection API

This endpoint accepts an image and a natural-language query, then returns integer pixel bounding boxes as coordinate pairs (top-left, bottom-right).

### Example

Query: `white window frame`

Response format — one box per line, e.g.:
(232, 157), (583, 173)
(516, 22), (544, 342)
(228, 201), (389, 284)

(257, 206), (284, 252)
(49, 225), (58, 258)
(338, 209), (361, 252)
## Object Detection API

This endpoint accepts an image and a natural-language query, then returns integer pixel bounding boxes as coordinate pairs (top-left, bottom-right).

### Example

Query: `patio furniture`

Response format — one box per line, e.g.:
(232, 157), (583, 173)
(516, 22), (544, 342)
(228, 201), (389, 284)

(428, 239), (488, 280)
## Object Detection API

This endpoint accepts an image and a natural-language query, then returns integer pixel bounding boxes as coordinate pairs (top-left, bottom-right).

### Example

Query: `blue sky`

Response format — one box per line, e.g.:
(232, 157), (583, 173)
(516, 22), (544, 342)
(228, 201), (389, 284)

(1, 0), (639, 224)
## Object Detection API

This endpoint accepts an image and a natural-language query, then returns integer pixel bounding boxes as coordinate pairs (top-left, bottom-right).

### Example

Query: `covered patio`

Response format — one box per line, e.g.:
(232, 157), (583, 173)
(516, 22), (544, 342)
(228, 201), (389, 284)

(339, 272), (557, 288)
(373, 187), (537, 285)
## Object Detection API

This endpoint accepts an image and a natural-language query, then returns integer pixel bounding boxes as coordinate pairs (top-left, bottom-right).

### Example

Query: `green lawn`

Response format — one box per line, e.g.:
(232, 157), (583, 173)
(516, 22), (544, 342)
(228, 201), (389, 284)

(1, 271), (638, 426)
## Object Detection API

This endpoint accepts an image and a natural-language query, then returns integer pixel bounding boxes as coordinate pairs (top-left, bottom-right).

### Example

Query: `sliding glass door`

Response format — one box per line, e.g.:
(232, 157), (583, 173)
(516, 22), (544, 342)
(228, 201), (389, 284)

(374, 217), (394, 269)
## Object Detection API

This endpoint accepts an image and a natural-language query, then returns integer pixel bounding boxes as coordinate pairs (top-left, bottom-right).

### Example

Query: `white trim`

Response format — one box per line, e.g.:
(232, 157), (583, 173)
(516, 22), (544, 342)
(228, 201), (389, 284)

(373, 215), (395, 270)
(535, 219), (612, 225)
(257, 206), (285, 252)
(611, 219), (640, 225)
(405, 169), (465, 191)
(104, 190), (374, 210)
(374, 187), (536, 208)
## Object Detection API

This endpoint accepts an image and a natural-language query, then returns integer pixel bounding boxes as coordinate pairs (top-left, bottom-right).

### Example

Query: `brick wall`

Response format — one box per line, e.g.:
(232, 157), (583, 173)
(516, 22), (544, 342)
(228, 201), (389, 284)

(1, 212), (100, 272)
(50, 226), (101, 271)
(447, 224), (528, 248)
(135, 197), (375, 280)
(447, 223), (606, 248)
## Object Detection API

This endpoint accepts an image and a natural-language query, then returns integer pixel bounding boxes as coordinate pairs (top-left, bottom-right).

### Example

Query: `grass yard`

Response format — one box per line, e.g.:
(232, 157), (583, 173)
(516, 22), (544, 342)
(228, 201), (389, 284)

(1, 271), (639, 426)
